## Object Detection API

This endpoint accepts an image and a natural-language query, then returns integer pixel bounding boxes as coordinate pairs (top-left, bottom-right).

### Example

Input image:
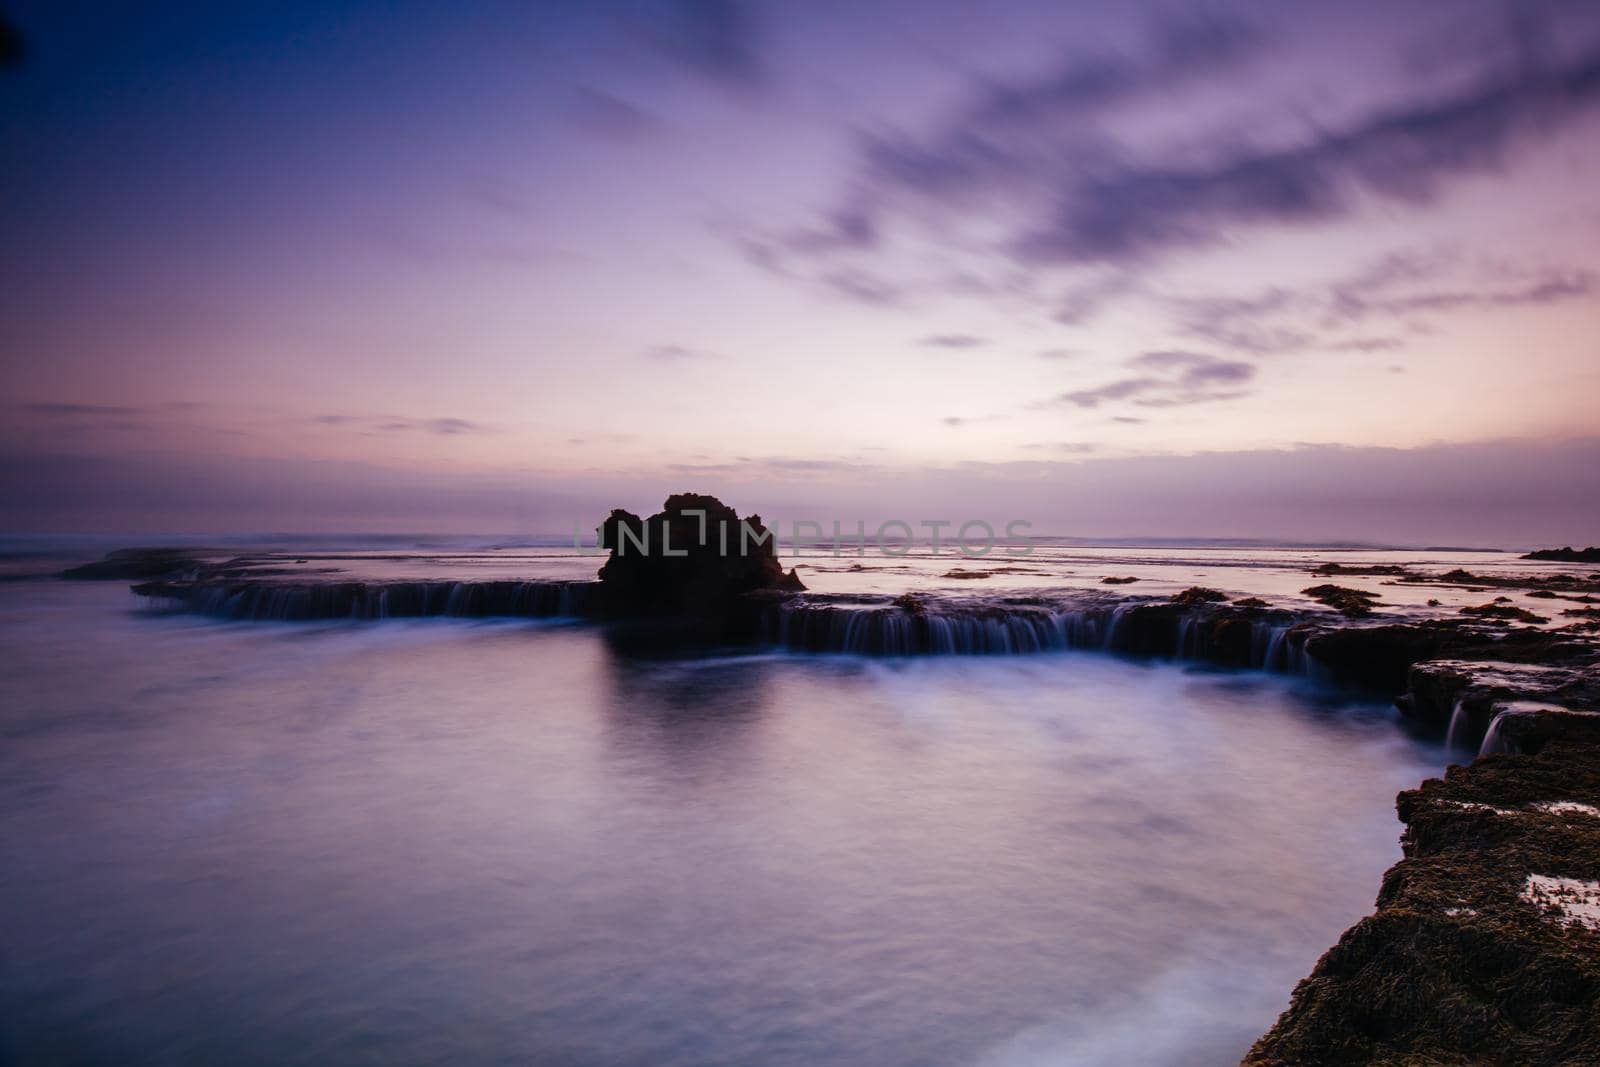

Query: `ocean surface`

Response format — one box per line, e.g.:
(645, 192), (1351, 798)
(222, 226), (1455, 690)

(0, 544), (1470, 1066)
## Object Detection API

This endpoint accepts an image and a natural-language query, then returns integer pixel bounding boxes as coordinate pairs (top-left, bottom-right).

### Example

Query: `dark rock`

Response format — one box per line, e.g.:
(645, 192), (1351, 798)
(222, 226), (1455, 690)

(1523, 546), (1600, 563)
(595, 493), (804, 630)
(1462, 603), (1549, 624)
(1100, 576), (1139, 585)
(1397, 659), (1600, 740)
(892, 593), (927, 615)
(1302, 584), (1381, 617)
(1170, 586), (1228, 606)
(1310, 562), (1410, 577)
(1232, 597), (1269, 609)
(1246, 733), (1600, 1066)
(60, 547), (205, 581)
(1304, 624), (1445, 691)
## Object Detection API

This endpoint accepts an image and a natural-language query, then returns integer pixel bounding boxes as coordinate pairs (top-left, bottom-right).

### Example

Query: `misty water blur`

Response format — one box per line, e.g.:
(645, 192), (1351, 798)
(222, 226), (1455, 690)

(1, 581), (1440, 1066)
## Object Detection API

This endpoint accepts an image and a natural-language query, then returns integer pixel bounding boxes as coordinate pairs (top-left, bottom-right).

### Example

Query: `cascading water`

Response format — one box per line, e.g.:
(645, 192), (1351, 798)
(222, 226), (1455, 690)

(136, 578), (1329, 680)
(765, 599), (1315, 674)
(1444, 698), (1470, 762)
(1479, 711), (1511, 757)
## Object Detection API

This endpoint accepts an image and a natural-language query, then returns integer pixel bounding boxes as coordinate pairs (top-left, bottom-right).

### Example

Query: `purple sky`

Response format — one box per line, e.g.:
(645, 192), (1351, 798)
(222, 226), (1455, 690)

(2, 1), (1598, 544)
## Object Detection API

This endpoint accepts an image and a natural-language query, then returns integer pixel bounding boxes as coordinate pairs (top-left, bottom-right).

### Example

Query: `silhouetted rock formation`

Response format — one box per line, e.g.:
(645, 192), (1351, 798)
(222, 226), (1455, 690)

(1523, 546), (1600, 563)
(596, 493), (803, 629)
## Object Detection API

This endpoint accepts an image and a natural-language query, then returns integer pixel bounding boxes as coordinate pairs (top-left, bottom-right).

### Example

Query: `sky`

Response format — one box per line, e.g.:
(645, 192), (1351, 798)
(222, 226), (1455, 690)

(2, 0), (1598, 545)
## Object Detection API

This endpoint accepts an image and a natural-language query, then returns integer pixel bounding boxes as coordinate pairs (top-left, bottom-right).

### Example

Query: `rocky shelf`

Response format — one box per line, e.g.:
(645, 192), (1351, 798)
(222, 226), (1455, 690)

(1246, 687), (1600, 1064)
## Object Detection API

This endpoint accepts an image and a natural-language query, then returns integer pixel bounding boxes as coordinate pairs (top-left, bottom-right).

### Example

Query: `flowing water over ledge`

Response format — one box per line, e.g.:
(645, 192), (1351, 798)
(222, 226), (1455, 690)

(0, 581), (1443, 1067)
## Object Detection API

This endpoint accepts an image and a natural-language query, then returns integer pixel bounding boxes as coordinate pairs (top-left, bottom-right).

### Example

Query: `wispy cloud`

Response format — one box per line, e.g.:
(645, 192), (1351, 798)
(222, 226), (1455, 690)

(1022, 441), (1099, 454)
(313, 414), (489, 436)
(919, 333), (987, 349)
(652, 0), (768, 91)
(643, 343), (719, 361)
(1050, 351), (1256, 409)
(569, 87), (662, 139)
(23, 402), (144, 418)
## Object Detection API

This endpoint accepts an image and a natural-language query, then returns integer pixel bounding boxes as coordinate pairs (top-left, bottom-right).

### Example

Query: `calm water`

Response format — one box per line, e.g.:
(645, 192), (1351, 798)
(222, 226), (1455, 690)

(1, 581), (1440, 1066)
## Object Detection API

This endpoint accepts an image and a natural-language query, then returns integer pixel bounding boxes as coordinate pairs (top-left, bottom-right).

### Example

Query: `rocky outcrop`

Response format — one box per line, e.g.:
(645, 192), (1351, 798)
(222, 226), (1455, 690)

(1249, 653), (1600, 1066)
(595, 493), (803, 631)
(1523, 546), (1600, 564)
(1397, 659), (1600, 742)
(1246, 720), (1600, 1066)
(1301, 584), (1381, 617)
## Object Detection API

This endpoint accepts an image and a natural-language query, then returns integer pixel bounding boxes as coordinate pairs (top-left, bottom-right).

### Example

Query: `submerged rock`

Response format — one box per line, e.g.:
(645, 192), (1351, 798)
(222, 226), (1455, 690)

(1170, 586), (1228, 606)
(1301, 584), (1381, 617)
(1461, 602), (1549, 624)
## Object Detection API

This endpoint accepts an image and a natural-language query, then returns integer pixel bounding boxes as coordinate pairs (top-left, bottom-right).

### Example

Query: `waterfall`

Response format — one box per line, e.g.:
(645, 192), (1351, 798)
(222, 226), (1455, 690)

(1479, 712), (1511, 757)
(141, 577), (1336, 682)
(1444, 699), (1470, 762)
(764, 599), (1318, 674)
(1263, 626), (1290, 672)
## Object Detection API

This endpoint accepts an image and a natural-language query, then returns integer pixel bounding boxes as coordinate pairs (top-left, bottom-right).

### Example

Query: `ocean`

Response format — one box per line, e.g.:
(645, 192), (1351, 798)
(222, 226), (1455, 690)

(1, 541), (1492, 1065)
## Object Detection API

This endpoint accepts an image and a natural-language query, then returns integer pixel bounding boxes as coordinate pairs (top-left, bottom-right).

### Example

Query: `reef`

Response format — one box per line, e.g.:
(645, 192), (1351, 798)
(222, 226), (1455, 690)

(1246, 717), (1600, 1064)
(1169, 586), (1228, 606)
(1301, 583), (1382, 617)
(1247, 656), (1600, 1066)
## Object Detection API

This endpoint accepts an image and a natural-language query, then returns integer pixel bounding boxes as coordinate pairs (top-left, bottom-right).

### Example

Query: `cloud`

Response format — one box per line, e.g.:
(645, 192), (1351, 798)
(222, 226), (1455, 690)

(820, 269), (902, 305)
(919, 333), (987, 349)
(654, 0), (767, 91)
(966, 10), (1267, 128)
(1010, 47), (1600, 265)
(569, 87), (662, 139)
(942, 414), (1010, 427)
(756, 4), (1600, 321)
(1022, 441), (1099, 454)
(24, 403), (143, 418)
(314, 413), (488, 435)
(644, 343), (718, 360)
(1325, 336), (1406, 353)
(426, 418), (479, 436)
(1038, 347), (1083, 360)
(859, 10), (1271, 200)
(1052, 351), (1256, 409)
(1163, 251), (1594, 354)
